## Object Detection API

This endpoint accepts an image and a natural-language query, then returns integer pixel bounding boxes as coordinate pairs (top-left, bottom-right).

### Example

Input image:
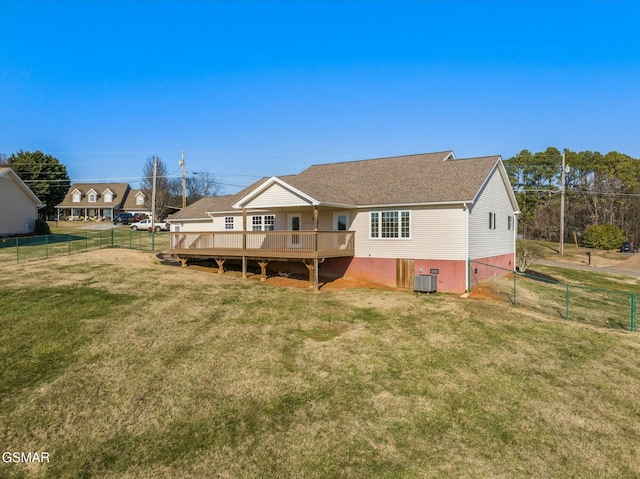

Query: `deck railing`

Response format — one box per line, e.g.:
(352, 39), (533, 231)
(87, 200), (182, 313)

(169, 230), (355, 259)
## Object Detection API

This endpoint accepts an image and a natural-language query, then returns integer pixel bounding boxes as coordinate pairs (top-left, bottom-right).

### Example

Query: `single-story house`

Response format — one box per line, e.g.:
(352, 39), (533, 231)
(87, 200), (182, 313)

(0, 167), (45, 236)
(167, 151), (520, 292)
(55, 184), (151, 220)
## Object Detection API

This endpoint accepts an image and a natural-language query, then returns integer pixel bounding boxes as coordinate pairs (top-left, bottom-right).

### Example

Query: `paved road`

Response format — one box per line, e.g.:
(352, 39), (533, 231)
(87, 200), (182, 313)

(534, 254), (640, 279)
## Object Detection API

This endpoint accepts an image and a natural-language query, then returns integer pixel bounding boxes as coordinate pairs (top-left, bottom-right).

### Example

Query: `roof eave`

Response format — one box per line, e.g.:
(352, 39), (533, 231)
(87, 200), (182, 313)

(356, 200), (473, 209)
(1, 168), (45, 207)
(166, 216), (214, 223)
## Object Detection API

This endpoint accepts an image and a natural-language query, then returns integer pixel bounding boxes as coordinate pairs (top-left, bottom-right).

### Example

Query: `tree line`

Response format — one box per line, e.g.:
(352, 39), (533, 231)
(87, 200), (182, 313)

(505, 147), (640, 244)
(4, 148), (638, 243)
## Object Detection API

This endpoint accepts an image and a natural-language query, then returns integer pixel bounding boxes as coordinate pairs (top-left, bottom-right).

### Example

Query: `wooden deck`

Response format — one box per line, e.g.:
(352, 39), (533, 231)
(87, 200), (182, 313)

(169, 230), (355, 259)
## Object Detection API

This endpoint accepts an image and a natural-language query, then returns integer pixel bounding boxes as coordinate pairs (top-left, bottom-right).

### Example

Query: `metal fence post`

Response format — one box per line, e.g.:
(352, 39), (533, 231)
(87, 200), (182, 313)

(85, 232), (88, 252)
(152, 230), (155, 251)
(16, 238), (19, 263)
(513, 270), (517, 305)
(467, 258), (471, 292)
(46, 235), (49, 258)
(68, 234), (72, 255)
(565, 284), (569, 321)
(631, 294), (637, 332)
(111, 228), (114, 247)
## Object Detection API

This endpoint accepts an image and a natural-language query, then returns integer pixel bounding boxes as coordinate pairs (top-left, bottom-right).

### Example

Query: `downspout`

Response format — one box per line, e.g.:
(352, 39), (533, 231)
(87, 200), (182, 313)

(464, 202), (470, 292)
(513, 214), (518, 272)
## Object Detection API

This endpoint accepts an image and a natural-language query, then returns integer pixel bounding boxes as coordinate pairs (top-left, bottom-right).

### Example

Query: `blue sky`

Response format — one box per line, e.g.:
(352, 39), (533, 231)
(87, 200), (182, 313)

(1, 0), (638, 193)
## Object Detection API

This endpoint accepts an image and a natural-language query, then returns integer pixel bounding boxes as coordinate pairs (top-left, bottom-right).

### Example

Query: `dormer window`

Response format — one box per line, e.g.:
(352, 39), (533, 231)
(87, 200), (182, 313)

(104, 190), (113, 203)
(136, 194), (145, 206)
(72, 192), (81, 202)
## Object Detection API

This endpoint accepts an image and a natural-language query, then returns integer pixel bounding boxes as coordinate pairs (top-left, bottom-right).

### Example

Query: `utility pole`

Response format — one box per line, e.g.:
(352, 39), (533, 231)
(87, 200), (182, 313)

(560, 151), (566, 256)
(180, 149), (186, 209)
(151, 157), (158, 230)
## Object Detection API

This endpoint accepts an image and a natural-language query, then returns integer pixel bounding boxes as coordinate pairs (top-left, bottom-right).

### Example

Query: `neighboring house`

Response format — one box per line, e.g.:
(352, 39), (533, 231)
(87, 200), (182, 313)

(55, 183), (131, 221)
(121, 189), (152, 218)
(56, 183), (156, 221)
(0, 167), (44, 236)
(167, 151), (520, 292)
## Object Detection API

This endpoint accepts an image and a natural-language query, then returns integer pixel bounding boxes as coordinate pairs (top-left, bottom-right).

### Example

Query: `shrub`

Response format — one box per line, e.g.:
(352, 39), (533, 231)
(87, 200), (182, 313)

(581, 224), (625, 250)
(34, 218), (51, 235)
(516, 242), (536, 272)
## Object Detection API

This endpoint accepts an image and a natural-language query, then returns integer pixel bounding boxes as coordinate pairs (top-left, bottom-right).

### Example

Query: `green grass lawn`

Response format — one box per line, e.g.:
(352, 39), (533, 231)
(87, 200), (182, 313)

(1, 250), (640, 478)
(0, 229), (169, 266)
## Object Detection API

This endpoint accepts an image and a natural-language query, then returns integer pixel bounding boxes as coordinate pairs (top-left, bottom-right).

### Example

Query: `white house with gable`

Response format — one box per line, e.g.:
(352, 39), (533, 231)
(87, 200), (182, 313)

(167, 151), (520, 292)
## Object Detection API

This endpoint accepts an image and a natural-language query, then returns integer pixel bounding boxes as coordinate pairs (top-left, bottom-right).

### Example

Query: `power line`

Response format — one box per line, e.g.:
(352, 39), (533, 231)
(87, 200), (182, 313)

(515, 189), (640, 198)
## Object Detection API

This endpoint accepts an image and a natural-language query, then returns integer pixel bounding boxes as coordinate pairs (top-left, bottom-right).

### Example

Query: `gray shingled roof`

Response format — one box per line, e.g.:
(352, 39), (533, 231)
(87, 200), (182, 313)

(122, 189), (148, 210)
(295, 152), (500, 205)
(168, 151), (503, 219)
(56, 183), (130, 208)
(167, 178), (271, 220)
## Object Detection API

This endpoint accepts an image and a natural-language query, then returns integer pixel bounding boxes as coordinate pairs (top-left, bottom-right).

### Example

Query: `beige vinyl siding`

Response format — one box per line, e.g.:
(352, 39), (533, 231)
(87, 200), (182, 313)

(169, 218), (214, 232)
(352, 206), (467, 260)
(173, 209), (352, 233)
(243, 183), (312, 208)
(468, 167), (516, 259)
(0, 175), (39, 235)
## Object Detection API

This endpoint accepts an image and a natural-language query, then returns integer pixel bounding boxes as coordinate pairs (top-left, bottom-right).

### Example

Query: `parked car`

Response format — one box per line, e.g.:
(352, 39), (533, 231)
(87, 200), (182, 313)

(620, 241), (638, 253)
(113, 213), (134, 225)
(134, 214), (149, 221)
(130, 218), (169, 232)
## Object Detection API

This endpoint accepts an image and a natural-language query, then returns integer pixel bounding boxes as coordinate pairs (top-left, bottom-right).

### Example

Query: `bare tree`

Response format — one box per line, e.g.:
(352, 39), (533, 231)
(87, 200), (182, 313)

(186, 170), (223, 203)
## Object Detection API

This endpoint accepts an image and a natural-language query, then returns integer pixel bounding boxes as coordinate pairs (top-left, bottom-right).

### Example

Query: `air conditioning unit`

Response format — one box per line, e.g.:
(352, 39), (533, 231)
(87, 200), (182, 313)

(414, 274), (437, 293)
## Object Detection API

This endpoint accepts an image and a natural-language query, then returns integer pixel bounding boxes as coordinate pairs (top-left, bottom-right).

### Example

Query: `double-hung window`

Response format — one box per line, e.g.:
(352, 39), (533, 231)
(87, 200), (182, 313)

(252, 215), (275, 231)
(370, 211), (410, 238)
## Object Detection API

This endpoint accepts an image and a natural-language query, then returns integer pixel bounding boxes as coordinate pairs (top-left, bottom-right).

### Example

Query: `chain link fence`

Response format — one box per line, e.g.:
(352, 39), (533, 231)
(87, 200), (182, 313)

(0, 229), (170, 267)
(469, 259), (638, 332)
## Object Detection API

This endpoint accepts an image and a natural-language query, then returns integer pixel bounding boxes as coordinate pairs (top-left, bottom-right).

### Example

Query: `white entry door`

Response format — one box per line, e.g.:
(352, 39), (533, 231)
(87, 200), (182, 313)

(288, 214), (302, 248)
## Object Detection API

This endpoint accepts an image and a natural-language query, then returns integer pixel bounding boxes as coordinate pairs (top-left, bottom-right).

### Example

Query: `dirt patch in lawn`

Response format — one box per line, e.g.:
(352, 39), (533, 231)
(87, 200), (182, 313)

(468, 284), (510, 303)
(266, 275), (396, 291)
(160, 255), (395, 291)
